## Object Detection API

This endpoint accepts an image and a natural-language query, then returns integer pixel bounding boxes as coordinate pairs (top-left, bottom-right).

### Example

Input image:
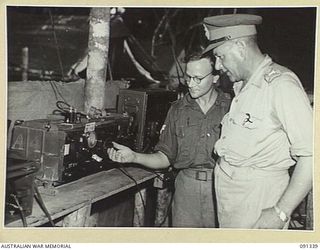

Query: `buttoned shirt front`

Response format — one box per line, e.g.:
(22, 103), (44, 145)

(155, 90), (230, 169)
(215, 55), (313, 172)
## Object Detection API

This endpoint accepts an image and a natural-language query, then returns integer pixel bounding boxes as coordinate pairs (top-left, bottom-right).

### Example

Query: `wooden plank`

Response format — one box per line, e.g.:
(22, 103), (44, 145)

(133, 188), (147, 227)
(154, 188), (172, 227)
(61, 205), (91, 227)
(84, 213), (99, 227)
(5, 167), (155, 227)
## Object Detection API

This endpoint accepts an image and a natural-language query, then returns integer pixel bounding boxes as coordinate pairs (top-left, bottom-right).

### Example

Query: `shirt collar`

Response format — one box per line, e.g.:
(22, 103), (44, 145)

(232, 55), (273, 96)
(183, 92), (197, 107)
(181, 90), (226, 109)
(233, 81), (244, 96)
(246, 54), (273, 89)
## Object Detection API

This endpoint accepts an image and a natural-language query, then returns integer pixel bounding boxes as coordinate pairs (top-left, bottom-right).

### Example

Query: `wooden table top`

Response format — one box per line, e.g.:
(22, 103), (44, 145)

(5, 166), (156, 227)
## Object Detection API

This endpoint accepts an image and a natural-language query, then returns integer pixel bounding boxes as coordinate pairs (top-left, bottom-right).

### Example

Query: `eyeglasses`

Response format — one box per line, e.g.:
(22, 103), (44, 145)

(184, 71), (213, 85)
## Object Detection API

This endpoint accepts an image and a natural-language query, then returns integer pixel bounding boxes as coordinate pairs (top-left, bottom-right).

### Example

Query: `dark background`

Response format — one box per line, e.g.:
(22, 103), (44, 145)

(7, 6), (317, 92)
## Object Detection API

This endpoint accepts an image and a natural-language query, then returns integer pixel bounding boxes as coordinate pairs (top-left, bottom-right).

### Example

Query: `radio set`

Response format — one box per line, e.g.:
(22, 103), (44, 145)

(8, 88), (177, 189)
(8, 113), (134, 187)
(6, 88), (177, 224)
(118, 88), (177, 152)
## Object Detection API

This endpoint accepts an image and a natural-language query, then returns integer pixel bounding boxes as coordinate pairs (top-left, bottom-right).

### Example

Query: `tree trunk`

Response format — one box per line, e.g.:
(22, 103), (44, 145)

(84, 8), (110, 112)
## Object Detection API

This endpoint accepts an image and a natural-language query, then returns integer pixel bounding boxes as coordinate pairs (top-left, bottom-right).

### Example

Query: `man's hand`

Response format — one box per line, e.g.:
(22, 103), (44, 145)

(107, 142), (136, 163)
(253, 207), (287, 229)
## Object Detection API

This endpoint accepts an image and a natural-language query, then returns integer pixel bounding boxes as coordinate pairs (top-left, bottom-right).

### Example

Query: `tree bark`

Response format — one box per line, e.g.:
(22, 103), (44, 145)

(84, 8), (110, 112)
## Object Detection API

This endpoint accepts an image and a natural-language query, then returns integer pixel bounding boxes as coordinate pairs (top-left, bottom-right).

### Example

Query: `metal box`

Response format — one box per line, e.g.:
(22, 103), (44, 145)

(118, 88), (177, 152)
(5, 158), (38, 224)
(9, 114), (133, 186)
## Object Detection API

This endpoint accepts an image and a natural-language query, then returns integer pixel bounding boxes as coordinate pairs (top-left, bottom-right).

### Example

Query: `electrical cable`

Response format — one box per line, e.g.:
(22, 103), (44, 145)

(117, 163), (175, 227)
(33, 184), (56, 227)
(49, 80), (68, 103)
(141, 169), (174, 227)
(56, 100), (71, 112)
(48, 9), (65, 79)
(117, 167), (147, 226)
(47, 9), (70, 103)
(139, 168), (166, 181)
(10, 194), (28, 227)
(56, 100), (87, 120)
(149, 168), (176, 227)
(150, 167), (177, 227)
(49, 81), (60, 101)
(116, 165), (147, 216)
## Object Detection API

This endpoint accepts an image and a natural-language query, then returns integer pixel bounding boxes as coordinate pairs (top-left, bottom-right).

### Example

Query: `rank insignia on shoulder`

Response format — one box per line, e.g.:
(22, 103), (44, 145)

(264, 68), (282, 83)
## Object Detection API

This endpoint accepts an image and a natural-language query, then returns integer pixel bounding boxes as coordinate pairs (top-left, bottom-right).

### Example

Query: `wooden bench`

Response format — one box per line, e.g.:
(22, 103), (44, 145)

(5, 167), (158, 227)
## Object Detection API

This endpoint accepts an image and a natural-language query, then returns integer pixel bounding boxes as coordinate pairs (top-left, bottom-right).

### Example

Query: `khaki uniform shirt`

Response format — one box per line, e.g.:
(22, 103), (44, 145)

(215, 55), (313, 172)
(155, 90), (230, 169)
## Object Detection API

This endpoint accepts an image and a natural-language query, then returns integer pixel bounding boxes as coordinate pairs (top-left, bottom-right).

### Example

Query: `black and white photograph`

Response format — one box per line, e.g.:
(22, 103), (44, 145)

(2, 3), (318, 243)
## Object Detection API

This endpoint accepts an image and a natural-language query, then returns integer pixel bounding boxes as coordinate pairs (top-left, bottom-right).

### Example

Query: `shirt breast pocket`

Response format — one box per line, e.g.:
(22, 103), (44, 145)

(175, 119), (200, 160)
(229, 112), (263, 158)
(175, 118), (200, 137)
(176, 125), (185, 138)
(233, 112), (262, 130)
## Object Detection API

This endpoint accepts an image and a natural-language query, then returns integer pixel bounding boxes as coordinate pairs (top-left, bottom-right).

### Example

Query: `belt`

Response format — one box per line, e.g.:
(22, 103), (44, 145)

(182, 167), (214, 181)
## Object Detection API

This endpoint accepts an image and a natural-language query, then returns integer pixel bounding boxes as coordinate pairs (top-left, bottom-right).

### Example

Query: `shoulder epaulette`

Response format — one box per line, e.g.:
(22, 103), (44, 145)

(264, 68), (282, 83)
(170, 96), (185, 110)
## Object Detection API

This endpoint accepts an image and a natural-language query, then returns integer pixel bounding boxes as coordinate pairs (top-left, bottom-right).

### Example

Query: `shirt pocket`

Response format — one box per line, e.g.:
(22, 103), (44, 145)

(228, 112), (263, 158)
(233, 112), (262, 129)
(175, 118), (200, 161)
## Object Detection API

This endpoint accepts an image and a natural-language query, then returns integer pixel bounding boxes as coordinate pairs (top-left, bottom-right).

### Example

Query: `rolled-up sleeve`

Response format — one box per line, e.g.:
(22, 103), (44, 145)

(154, 105), (178, 165)
(272, 73), (313, 157)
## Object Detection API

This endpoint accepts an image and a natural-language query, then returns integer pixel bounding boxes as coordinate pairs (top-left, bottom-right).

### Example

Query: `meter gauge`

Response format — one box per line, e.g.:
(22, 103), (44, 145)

(86, 131), (97, 148)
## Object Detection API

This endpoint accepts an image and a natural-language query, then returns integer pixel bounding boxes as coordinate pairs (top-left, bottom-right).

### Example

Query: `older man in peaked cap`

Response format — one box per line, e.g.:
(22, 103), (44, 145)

(203, 14), (313, 229)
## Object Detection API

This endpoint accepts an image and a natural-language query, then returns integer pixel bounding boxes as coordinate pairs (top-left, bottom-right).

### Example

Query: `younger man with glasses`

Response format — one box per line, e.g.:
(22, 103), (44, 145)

(107, 50), (230, 227)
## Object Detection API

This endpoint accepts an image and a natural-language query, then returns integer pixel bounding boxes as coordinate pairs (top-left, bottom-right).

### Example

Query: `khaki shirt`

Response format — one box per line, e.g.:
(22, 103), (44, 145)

(155, 90), (230, 169)
(215, 55), (313, 171)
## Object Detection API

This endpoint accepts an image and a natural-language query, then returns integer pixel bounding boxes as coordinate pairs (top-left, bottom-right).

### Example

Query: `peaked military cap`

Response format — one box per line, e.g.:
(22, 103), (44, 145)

(202, 14), (263, 54)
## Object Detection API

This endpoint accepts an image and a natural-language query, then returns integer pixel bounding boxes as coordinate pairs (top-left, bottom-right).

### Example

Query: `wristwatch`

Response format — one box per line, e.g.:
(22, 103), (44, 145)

(274, 206), (289, 222)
